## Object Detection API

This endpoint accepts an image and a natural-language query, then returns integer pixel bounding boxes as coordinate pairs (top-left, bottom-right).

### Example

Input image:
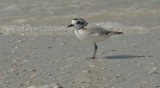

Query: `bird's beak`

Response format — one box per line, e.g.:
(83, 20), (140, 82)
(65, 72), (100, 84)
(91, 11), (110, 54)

(68, 24), (74, 28)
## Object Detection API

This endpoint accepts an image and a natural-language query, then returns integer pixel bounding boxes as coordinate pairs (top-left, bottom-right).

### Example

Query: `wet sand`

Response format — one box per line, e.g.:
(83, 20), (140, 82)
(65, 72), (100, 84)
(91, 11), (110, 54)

(0, 32), (160, 88)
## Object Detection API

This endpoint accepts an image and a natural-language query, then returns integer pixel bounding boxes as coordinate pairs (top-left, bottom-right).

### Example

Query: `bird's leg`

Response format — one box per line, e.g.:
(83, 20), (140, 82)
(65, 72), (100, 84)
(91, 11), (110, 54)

(92, 42), (97, 59)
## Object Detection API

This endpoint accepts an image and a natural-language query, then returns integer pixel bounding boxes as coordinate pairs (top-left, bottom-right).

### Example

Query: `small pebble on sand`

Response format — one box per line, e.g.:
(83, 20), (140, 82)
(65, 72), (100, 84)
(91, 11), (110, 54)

(52, 83), (63, 88)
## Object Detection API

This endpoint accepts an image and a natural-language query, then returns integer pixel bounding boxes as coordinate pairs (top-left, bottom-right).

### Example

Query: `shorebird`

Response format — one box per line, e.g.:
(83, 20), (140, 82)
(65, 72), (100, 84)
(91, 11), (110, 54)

(68, 18), (123, 59)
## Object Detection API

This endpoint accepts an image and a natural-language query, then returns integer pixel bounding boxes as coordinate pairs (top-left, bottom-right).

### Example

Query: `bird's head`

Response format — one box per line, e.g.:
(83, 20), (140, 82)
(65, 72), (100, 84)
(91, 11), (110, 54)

(68, 18), (88, 30)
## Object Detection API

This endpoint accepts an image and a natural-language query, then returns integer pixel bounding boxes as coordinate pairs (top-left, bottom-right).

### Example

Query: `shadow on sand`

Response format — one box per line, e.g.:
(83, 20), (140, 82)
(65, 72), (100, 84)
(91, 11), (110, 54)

(103, 55), (145, 59)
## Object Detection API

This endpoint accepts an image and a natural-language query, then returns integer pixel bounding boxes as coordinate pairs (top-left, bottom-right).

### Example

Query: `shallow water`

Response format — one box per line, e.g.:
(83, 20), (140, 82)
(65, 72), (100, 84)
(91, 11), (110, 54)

(0, 0), (159, 35)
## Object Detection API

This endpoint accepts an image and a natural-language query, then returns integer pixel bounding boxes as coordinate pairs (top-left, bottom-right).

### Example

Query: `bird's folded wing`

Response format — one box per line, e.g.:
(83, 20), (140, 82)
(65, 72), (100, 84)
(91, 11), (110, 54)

(84, 25), (112, 36)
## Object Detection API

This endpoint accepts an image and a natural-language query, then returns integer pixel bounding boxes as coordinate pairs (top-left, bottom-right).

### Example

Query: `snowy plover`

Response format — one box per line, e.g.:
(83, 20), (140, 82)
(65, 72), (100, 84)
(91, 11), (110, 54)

(68, 18), (123, 59)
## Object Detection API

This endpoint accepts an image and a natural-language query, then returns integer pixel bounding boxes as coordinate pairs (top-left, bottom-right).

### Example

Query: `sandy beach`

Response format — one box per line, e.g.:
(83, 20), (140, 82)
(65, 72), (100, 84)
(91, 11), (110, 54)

(0, 0), (160, 88)
(0, 31), (160, 88)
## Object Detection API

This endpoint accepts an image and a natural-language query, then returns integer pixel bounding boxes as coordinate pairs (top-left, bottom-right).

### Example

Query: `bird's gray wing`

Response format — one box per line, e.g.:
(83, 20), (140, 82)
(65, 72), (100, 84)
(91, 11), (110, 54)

(85, 25), (123, 35)
(83, 25), (112, 36)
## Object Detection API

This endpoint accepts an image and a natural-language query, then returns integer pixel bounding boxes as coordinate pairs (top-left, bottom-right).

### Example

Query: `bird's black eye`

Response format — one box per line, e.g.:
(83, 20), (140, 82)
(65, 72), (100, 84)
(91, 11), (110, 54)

(80, 22), (84, 25)
(76, 21), (80, 24)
